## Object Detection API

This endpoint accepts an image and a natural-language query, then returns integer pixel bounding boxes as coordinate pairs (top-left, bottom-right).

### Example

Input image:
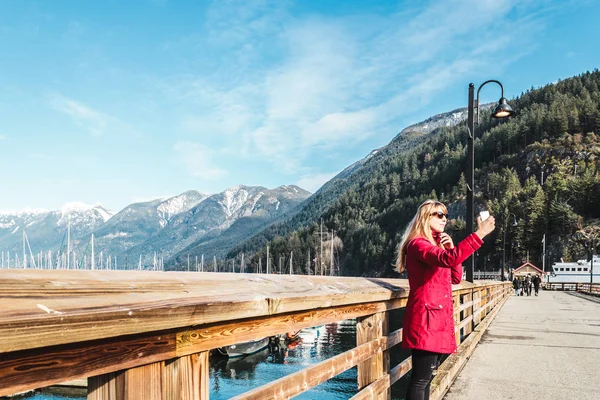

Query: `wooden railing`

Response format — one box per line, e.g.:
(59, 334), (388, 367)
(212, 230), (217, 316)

(0, 270), (511, 399)
(544, 282), (600, 296)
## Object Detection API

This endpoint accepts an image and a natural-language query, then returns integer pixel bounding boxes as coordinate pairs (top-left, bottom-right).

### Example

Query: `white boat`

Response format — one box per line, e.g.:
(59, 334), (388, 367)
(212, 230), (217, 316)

(216, 337), (270, 358)
(548, 255), (600, 283)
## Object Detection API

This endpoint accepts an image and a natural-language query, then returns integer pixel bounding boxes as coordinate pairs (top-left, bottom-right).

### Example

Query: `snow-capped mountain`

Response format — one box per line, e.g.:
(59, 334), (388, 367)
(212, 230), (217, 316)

(0, 203), (113, 262)
(82, 190), (208, 260)
(398, 107), (468, 137)
(125, 185), (311, 267)
(0, 185), (309, 269)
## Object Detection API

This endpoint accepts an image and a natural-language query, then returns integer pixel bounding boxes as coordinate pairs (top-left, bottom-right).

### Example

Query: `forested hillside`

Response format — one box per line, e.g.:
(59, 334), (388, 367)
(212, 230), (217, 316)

(229, 70), (600, 277)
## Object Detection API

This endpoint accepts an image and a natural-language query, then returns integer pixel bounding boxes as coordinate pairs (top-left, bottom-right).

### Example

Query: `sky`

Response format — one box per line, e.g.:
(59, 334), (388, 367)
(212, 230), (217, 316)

(1, 0), (599, 212)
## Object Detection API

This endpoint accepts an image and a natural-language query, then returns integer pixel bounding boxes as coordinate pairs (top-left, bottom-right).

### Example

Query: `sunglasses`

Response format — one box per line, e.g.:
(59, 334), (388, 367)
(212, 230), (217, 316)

(431, 211), (449, 219)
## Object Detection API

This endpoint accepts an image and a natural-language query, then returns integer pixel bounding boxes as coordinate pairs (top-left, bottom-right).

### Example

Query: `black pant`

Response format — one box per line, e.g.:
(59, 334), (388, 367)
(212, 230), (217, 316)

(407, 349), (442, 400)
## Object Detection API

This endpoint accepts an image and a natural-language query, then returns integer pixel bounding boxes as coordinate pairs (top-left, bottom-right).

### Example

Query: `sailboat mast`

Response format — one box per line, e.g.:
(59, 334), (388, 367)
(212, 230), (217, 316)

(330, 229), (334, 276)
(91, 234), (95, 270)
(320, 219), (323, 275)
(267, 245), (270, 274)
(67, 216), (71, 269)
(23, 230), (27, 269)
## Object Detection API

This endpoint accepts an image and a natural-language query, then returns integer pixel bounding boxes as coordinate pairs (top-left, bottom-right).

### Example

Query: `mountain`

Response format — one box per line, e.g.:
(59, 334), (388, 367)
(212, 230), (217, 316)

(80, 190), (208, 265)
(0, 203), (113, 266)
(126, 185), (311, 269)
(229, 70), (600, 278)
(0, 184), (310, 269)
(226, 105), (471, 261)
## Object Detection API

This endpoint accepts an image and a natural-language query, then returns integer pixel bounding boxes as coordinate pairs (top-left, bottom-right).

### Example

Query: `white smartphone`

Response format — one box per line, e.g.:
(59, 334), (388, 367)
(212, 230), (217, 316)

(479, 211), (490, 221)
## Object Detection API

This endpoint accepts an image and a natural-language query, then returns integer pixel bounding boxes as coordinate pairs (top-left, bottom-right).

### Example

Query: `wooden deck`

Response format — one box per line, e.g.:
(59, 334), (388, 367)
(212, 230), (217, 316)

(444, 288), (600, 400)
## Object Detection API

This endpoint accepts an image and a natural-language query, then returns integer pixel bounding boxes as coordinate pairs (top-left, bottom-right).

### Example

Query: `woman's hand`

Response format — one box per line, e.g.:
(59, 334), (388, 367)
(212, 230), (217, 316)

(475, 215), (496, 239)
(439, 232), (454, 250)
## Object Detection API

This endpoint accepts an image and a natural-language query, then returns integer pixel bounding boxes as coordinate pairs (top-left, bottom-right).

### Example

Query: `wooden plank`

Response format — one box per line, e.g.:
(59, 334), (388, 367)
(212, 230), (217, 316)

(463, 292), (473, 336)
(0, 270), (411, 354)
(163, 352), (209, 400)
(230, 337), (388, 400)
(122, 361), (163, 400)
(453, 294), (460, 347)
(88, 372), (124, 400)
(350, 356), (412, 400)
(89, 362), (165, 400)
(472, 290), (481, 325)
(176, 299), (407, 357)
(0, 331), (176, 397)
(456, 315), (473, 331)
(357, 312), (388, 399)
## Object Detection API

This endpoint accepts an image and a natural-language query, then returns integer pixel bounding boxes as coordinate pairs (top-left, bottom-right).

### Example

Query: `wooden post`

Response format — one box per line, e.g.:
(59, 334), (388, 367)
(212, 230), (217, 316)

(88, 352), (209, 400)
(472, 289), (481, 326)
(88, 372), (125, 400)
(357, 312), (389, 399)
(89, 362), (163, 400)
(453, 293), (460, 347)
(463, 292), (473, 336)
(163, 352), (209, 400)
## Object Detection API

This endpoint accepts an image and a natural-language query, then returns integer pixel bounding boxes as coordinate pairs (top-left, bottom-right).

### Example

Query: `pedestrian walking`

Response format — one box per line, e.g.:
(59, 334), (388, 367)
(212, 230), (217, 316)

(396, 200), (496, 400)
(513, 276), (521, 296)
(533, 274), (541, 296)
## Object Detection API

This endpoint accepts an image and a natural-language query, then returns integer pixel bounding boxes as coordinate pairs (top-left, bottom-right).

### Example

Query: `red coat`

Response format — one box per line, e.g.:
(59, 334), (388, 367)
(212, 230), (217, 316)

(402, 233), (483, 354)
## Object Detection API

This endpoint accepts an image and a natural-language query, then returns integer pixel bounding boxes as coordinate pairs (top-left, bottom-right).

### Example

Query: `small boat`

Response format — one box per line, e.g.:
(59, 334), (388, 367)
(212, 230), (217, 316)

(216, 337), (270, 358)
(293, 325), (327, 344)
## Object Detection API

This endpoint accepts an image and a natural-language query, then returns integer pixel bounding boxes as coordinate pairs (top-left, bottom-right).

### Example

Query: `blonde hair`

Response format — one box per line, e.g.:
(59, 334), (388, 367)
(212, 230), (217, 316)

(395, 199), (448, 273)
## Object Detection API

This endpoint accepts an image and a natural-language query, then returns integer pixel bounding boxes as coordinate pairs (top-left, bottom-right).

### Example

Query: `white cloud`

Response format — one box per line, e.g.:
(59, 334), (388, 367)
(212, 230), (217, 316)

(0, 134), (6, 140)
(296, 172), (338, 193)
(156, 0), (547, 178)
(173, 141), (227, 180)
(46, 93), (109, 136)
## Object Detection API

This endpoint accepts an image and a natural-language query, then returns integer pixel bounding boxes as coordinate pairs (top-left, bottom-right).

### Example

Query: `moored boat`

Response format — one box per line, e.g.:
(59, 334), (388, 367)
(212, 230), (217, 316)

(548, 255), (600, 283)
(216, 337), (270, 358)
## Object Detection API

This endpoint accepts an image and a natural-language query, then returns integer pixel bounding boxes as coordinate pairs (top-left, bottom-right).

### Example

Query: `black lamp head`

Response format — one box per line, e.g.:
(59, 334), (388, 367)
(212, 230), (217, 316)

(492, 97), (514, 119)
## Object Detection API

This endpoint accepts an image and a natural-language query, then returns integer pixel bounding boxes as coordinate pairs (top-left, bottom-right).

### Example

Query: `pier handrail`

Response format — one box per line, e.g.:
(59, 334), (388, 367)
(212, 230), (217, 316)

(544, 282), (600, 296)
(0, 269), (511, 399)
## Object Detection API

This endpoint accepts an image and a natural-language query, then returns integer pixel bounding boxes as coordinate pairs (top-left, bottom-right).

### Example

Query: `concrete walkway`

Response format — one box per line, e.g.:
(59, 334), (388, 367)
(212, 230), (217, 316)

(445, 290), (600, 400)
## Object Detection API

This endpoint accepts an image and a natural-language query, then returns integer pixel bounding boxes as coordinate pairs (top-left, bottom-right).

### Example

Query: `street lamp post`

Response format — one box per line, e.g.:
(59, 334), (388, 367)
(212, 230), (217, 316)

(465, 80), (514, 282)
(502, 212), (518, 281)
(590, 237), (595, 285)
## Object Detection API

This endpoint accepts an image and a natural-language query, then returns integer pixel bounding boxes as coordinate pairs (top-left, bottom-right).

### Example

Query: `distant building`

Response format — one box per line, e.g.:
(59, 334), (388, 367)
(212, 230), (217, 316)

(512, 262), (545, 278)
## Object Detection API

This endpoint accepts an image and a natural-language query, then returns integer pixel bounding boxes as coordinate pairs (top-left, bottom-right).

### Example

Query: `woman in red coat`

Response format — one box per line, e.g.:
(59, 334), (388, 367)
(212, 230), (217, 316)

(396, 200), (496, 400)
